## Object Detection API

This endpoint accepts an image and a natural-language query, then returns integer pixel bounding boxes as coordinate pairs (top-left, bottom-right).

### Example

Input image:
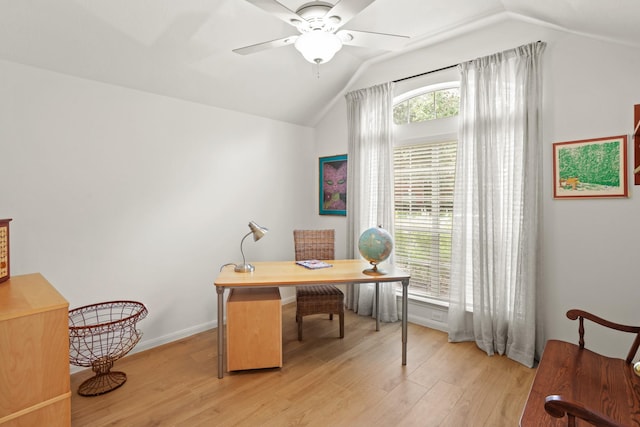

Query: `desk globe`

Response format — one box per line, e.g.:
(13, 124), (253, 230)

(358, 226), (393, 275)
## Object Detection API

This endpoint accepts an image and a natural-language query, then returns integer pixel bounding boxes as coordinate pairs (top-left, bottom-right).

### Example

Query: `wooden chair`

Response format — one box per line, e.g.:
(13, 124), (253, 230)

(520, 309), (640, 426)
(293, 229), (344, 341)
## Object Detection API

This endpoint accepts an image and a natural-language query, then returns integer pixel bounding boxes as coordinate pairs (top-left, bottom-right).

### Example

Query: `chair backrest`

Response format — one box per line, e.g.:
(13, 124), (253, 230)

(293, 229), (335, 261)
(567, 309), (640, 365)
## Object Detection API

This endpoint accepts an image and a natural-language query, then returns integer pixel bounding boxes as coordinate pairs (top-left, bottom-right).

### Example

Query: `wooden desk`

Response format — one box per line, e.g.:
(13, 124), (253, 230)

(214, 259), (410, 379)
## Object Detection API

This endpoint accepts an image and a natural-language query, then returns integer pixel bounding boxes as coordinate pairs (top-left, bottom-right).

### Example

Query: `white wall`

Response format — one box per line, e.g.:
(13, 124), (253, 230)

(542, 34), (640, 358)
(315, 18), (640, 360)
(0, 59), (315, 353)
(313, 101), (349, 259)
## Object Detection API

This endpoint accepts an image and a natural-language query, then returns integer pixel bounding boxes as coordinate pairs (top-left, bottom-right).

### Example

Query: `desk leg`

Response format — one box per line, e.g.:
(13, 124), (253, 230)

(402, 278), (409, 365)
(375, 282), (380, 331)
(217, 286), (225, 379)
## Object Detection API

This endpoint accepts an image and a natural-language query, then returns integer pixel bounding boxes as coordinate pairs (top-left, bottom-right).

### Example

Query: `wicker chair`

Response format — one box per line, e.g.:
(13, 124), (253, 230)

(294, 229), (344, 341)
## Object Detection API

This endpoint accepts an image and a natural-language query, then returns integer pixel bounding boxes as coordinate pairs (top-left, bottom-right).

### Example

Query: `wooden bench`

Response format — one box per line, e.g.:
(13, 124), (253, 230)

(520, 309), (640, 426)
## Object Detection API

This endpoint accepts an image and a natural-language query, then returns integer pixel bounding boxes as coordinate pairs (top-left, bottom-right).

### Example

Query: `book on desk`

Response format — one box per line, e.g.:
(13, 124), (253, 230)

(295, 259), (332, 269)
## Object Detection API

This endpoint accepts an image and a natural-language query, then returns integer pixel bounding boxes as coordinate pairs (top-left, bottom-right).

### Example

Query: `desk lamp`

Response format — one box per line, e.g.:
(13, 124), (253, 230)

(234, 221), (268, 273)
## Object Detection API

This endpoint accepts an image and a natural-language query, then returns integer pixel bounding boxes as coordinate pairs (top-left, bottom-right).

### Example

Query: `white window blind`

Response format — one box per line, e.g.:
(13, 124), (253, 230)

(393, 141), (457, 300)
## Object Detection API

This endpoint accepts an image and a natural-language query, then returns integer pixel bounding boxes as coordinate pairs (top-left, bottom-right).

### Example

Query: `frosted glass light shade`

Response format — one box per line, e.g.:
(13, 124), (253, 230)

(294, 31), (343, 64)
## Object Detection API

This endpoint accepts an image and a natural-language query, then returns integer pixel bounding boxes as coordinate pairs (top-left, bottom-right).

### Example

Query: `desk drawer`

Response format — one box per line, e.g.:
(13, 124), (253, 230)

(226, 287), (282, 371)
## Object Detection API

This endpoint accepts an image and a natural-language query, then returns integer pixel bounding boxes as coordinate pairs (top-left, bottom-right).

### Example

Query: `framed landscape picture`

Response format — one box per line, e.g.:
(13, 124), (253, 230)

(553, 135), (628, 199)
(319, 154), (347, 215)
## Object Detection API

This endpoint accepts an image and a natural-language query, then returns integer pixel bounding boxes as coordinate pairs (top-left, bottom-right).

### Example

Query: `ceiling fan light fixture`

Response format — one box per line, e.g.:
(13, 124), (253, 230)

(294, 31), (342, 64)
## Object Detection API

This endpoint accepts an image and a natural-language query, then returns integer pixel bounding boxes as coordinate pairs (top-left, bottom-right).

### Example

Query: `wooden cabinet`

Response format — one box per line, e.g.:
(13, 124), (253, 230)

(0, 273), (70, 427)
(226, 287), (282, 371)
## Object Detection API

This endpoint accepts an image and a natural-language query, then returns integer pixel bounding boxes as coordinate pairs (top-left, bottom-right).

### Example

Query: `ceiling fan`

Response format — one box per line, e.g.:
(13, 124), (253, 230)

(234, 0), (409, 64)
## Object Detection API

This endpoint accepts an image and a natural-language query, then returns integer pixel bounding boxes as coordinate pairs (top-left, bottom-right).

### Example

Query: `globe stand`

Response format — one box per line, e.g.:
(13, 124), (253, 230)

(363, 262), (387, 276)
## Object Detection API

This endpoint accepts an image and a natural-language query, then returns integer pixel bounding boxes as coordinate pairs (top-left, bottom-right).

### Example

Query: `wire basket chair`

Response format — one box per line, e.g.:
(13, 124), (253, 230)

(68, 300), (148, 396)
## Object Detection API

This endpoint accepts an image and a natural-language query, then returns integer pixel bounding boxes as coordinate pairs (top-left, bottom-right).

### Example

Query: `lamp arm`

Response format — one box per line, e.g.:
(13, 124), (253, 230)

(239, 231), (252, 266)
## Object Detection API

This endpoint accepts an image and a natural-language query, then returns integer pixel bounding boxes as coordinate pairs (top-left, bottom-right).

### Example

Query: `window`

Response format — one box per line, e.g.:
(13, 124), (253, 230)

(393, 87), (460, 125)
(393, 79), (459, 301)
(394, 141), (456, 300)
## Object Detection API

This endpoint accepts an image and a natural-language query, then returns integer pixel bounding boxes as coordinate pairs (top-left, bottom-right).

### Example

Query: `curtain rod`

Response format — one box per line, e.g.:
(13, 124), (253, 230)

(392, 63), (458, 83)
(392, 41), (544, 83)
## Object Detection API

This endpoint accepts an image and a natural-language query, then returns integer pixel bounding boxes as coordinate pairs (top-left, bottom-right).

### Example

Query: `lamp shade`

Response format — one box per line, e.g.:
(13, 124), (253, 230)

(294, 31), (342, 64)
(248, 220), (268, 241)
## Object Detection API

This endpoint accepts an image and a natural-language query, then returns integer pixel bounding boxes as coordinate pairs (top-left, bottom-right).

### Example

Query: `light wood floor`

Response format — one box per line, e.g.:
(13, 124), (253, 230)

(71, 303), (535, 426)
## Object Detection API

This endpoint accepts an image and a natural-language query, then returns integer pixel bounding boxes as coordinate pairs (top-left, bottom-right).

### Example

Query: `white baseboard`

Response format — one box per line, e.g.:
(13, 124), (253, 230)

(398, 297), (449, 333)
(70, 295), (448, 374)
(70, 320), (217, 374)
(281, 295), (296, 305)
(406, 311), (448, 333)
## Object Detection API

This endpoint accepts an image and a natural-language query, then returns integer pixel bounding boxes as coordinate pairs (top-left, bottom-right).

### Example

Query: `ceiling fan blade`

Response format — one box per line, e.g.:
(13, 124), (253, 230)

(244, 0), (308, 30)
(338, 29), (409, 51)
(233, 35), (299, 55)
(326, 0), (376, 29)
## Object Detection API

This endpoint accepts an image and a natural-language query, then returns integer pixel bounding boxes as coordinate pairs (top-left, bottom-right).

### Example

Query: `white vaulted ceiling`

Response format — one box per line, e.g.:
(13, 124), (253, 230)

(0, 0), (638, 127)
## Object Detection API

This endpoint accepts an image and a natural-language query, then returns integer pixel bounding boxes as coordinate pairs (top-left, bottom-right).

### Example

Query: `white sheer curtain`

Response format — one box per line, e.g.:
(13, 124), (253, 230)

(344, 82), (398, 322)
(448, 42), (545, 367)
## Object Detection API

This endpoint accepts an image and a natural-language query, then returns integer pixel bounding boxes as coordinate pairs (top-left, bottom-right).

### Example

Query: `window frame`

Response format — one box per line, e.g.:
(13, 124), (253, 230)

(392, 76), (460, 303)
(393, 138), (457, 302)
(393, 81), (460, 125)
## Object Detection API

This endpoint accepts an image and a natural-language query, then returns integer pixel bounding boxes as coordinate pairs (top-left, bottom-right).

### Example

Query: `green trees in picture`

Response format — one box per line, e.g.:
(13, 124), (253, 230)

(558, 140), (620, 187)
